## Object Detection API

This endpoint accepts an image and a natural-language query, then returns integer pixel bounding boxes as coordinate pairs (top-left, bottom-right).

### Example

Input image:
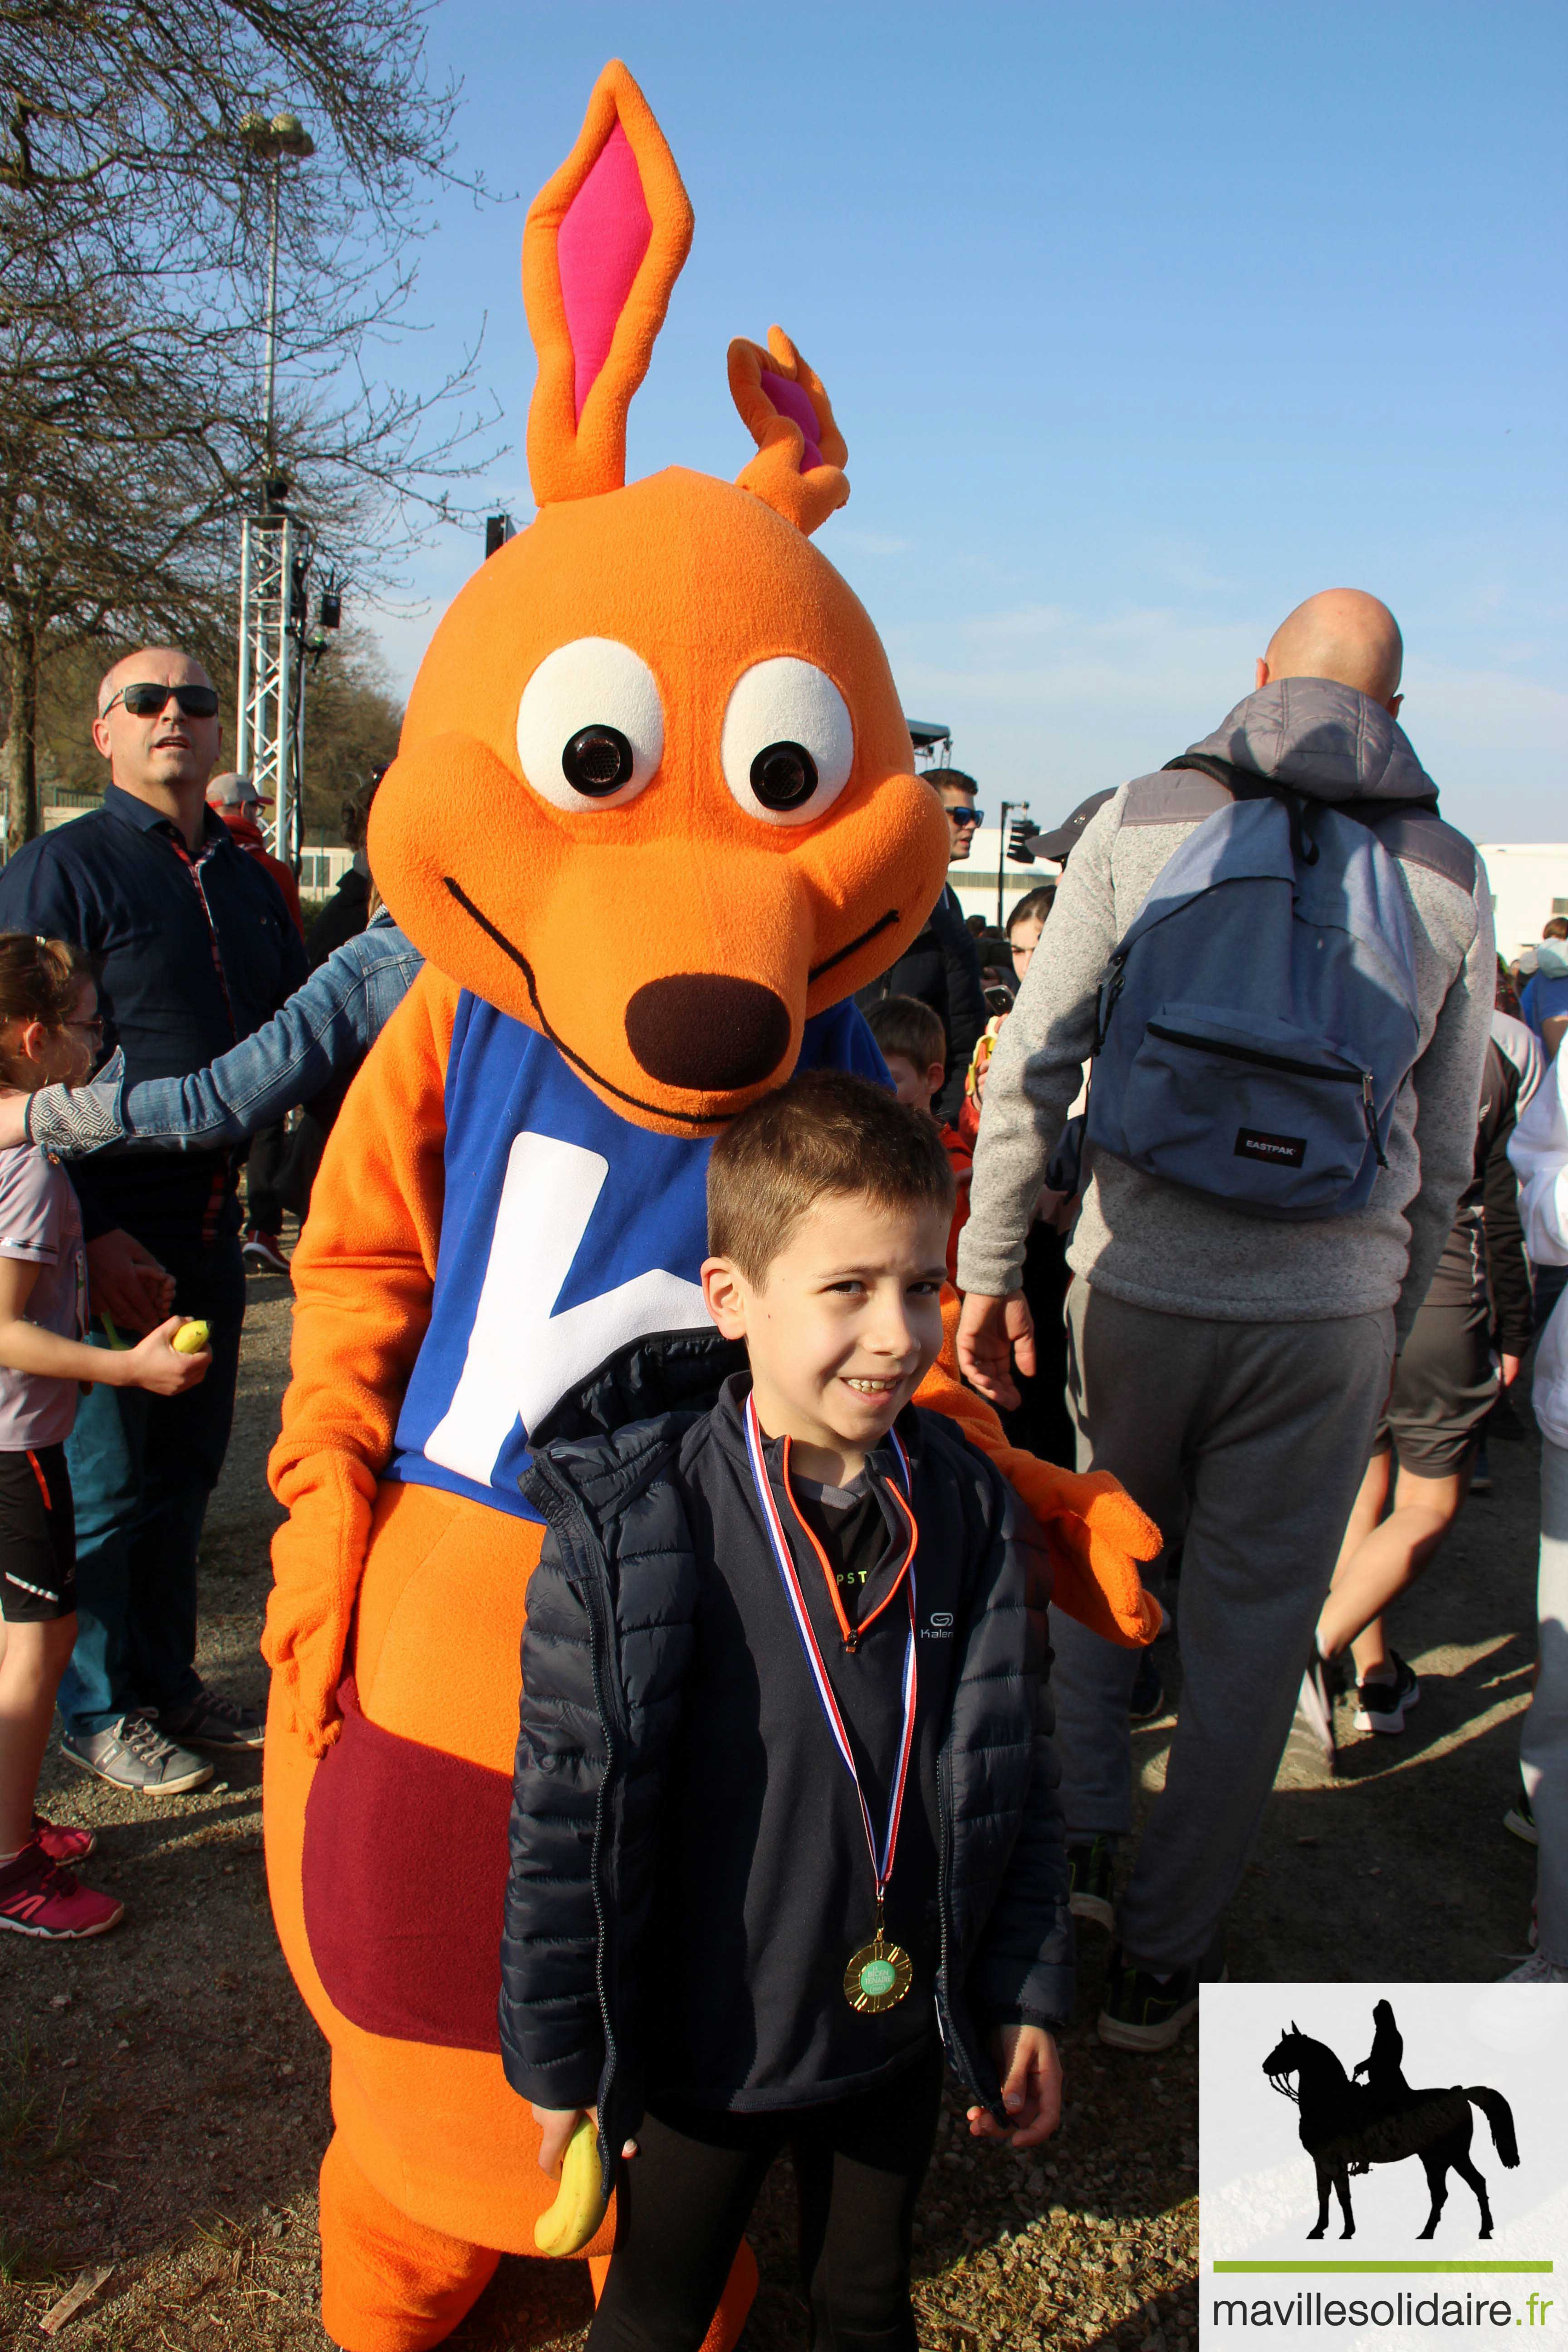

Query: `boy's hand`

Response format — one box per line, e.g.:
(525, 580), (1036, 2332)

(532, 2104), (588, 2180)
(968, 2025), (1062, 2150)
(530, 2103), (639, 2179)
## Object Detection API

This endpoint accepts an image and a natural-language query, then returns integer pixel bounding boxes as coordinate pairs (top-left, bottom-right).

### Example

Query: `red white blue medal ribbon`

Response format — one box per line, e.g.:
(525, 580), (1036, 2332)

(743, 1392), (918, 1907)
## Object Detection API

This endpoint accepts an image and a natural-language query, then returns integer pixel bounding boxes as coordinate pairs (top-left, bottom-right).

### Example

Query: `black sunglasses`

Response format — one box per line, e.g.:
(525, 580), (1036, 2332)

(102, 682), (220, 720)
(946, 804), (983, 827)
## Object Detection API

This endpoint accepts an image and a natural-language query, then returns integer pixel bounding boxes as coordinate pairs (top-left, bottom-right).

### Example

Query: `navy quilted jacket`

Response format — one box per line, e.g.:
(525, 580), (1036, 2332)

(498, 1331), (1072, 2197)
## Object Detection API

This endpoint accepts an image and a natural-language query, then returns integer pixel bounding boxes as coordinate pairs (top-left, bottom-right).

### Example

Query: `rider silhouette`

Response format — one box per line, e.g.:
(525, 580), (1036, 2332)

(1354, 2000), (1411, 2113)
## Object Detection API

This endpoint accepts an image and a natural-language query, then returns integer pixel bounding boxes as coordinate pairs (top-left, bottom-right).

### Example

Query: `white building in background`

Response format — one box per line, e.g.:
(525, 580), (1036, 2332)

(949, 828), (1568, 957)
(945, 827), (1060, 931)
(1476, 844), (1568, 963)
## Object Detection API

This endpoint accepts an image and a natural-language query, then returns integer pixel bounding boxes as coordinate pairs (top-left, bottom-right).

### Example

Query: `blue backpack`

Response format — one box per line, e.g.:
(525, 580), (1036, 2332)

(1084, 756), (1453, 1221)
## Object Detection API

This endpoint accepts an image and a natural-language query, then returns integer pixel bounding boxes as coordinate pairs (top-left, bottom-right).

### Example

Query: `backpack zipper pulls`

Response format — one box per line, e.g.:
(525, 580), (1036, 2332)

(1362, 1072), (1388, 1167)
(1095, 952), (1128, 1057)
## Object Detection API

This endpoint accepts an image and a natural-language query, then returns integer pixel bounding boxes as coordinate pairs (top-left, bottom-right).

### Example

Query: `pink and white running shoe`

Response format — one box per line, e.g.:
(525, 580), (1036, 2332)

(0, 1839), (123, 1939)
(32, 1813), (97, 1864)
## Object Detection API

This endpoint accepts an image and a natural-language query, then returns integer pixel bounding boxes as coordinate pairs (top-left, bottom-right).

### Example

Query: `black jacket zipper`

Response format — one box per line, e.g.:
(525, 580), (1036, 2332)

(934, 1744), (998, 2117)
(529, 1464), (631, 2205)
(1145, 1021), (1387, 1166)
(527, 1441), (1009, 2147)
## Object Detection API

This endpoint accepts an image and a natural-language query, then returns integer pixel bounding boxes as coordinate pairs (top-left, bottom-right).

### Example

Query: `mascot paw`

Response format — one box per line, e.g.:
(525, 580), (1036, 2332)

(261, 1648), (344, 1754)
(1010, 1460), (1164, 1648)
(534, 2118), (610, 2257)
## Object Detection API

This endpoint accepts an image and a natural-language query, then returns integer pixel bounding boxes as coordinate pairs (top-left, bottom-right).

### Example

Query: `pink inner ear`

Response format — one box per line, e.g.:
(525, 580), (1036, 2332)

(558, 122), (653, 421)
(760, 369), (824, 472)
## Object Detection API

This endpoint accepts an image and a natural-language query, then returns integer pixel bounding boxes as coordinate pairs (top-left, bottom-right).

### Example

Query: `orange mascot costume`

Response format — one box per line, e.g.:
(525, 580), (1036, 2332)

(262, 60), (1161, 2352)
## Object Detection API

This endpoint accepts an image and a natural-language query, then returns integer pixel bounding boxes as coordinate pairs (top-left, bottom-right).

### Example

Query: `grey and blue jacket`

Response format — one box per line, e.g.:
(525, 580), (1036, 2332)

(960, 680), (1494, 1342)
(24, 911), (421, 1159)
(499, 1336), (1071, 2197)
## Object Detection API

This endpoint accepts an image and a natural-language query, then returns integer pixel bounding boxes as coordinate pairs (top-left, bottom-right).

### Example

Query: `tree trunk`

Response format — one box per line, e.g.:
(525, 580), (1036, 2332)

(0, 621), (40, 854)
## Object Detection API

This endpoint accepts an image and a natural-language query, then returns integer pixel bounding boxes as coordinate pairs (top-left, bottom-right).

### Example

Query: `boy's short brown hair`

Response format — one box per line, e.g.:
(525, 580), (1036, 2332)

(863, 994), (946, 1076)
(707, 1069), (956, 1285)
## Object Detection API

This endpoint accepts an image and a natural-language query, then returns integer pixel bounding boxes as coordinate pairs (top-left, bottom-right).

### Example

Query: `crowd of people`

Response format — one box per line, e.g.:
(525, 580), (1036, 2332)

(0, 588), (1561, 2344)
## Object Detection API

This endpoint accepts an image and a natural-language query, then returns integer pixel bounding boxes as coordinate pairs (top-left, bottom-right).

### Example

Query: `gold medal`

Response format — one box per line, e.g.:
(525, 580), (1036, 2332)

(844, 1925), (914, 2013)
(843, 1896), (914, 2012)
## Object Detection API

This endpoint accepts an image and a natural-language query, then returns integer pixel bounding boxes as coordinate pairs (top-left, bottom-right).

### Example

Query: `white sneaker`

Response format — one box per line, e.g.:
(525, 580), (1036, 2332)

(1294, 1647), (1338, 1769)
(1503, 1951), (1568, 1983)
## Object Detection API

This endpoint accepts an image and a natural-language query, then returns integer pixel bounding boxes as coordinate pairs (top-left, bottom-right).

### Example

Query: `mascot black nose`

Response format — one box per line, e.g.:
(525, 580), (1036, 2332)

(625, 975), (792, 1092)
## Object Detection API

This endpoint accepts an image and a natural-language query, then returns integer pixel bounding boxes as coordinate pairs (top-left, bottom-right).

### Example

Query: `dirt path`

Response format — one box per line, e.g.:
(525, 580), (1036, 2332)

(1, 1274), (1543, 2351)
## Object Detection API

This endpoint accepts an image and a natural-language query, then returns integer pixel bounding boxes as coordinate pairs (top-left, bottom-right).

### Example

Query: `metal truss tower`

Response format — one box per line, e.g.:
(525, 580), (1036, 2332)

(234, 514), (309, 865)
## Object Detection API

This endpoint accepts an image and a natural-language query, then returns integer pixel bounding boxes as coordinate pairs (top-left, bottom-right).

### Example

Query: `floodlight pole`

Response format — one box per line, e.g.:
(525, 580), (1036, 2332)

(996, 801), (1029, 931)
(235, 110), (315, 865)
(261, 157), (282, 460)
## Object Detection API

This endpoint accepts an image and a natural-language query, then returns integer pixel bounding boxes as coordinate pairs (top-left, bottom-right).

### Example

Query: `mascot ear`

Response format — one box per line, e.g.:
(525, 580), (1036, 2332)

(523, 59), (693, 505)
(730, 325), (850, 536)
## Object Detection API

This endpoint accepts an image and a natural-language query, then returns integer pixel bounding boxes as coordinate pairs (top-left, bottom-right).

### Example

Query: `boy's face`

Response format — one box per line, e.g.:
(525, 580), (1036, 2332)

(703, 1189), (950, 1465)
(882, 1051), (945, 1115)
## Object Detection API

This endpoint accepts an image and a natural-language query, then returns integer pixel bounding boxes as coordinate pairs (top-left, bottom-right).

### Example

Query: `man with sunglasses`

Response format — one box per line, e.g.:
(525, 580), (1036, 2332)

(856, 768), (987, 1124)
(0, 647), (306, 1793)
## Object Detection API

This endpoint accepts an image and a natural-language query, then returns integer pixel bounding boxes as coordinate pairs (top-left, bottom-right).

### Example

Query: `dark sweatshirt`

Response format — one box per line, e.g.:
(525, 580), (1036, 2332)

(0, 786), (305, 1250)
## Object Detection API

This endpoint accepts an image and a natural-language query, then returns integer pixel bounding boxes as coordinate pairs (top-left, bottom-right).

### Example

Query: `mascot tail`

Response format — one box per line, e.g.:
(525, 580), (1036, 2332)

(1465, 2087), (1519, 2167)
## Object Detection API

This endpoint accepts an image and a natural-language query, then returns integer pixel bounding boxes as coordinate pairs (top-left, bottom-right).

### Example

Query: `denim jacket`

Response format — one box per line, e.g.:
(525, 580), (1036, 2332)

(26, 913), (421, 1158)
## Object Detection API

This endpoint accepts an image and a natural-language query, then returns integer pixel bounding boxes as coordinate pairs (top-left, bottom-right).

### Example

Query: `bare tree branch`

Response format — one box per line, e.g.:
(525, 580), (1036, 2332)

(0, 0), (508, 843)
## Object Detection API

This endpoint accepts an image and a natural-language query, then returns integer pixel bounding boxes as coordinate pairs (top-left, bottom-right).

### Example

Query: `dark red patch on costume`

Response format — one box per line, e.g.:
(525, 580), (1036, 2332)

(302, 1681), (510, 2052)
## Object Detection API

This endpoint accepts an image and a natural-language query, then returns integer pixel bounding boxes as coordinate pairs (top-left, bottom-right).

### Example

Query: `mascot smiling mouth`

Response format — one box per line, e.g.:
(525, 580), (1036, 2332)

(445, 875), (901, 1122)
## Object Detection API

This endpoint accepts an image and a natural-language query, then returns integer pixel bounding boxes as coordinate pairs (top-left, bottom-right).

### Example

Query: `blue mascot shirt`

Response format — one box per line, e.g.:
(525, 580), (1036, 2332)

(389, 993), (890, 1519)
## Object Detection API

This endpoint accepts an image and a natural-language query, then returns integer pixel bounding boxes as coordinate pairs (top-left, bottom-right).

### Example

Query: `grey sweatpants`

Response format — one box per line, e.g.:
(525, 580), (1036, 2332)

(1053, 1279), (1394, 1972)
(1520, 1436), (1568, 1964)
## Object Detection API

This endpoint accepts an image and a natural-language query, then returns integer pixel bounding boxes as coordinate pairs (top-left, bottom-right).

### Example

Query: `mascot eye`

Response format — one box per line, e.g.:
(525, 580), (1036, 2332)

(563, 726), (634, 796)
(720, 658), (854, 828)
(516, 637), (664, 812)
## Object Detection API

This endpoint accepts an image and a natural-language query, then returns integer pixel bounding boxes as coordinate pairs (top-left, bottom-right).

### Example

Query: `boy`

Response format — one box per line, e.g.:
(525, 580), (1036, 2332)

(864, 994), (971, 1283)
(864, 991), (946, 1117)
(500, 1070), (1070, 2351)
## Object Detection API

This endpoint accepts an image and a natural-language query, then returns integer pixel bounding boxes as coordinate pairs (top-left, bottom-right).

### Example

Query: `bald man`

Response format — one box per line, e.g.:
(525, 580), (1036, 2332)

(0, 647), (305, 1795)
(956, 591), (1493, 2048)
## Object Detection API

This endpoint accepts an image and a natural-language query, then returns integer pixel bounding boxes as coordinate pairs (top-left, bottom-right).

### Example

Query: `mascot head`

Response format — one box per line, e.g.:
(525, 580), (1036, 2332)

(372, 60), (949, 1134)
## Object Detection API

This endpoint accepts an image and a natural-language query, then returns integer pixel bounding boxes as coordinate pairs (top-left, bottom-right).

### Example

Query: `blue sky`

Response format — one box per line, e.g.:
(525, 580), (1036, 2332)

(356, 0), (1565, 843)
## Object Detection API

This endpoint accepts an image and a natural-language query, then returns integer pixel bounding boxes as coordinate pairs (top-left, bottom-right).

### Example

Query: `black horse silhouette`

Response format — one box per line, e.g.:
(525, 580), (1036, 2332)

(1263, 2005), (1519, 2241)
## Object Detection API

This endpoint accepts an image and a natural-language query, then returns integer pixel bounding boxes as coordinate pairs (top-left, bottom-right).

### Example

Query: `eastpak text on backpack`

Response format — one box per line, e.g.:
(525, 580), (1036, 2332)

(1084, 756), (1455, 1221)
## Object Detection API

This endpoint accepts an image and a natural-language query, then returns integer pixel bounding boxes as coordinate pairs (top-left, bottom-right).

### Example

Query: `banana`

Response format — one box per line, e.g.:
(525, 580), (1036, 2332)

(533, 2116), (608, 2256)
(172, 1319), (211, 1355)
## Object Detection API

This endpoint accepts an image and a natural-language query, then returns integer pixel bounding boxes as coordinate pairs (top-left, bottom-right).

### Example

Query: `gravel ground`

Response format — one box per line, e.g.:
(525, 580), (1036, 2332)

(0, 1265), (1543, 2350)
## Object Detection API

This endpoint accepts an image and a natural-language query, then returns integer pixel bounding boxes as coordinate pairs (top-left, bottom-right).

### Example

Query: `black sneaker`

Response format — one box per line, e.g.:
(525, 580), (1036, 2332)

(157, 1688), (265, 1753)
(1128, 1650), (1165, 1722)
(1504, 1785), (1538, 1847)
(1353, 1653), (1420, 1735)
(1294, 1646), (1338, 1770)
(1099, 1940), (1226, 2052)
(1067, 1836), (1117, 1932)
(59, 1710), (213, 1795)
